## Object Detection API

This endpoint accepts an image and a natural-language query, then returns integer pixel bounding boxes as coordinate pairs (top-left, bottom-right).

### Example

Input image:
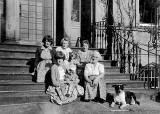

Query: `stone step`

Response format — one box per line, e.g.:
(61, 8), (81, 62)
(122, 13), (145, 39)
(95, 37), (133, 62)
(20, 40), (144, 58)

(0, 43), (99, 52)
(104, 73), (130, 80)
(0, 73), (128, 80)
(0, 50), (35, 59)
(0, 58), (30, 66)
(99, 60), (111, 66)
(0, 91), (49, 105)
(107, 88), (155, 94)
(0, 57), (112, 68)
(0, 66), (30, 74)
(105, 80), (145, 89)
(0, 88), (154, 106)
(0, 65), (120, 74)
(0, 74), (32, 80)
(0, 79), (145, 92)
(0, 43), (38, 52)
(0, 80), (45, 91)
(104, 66), (120, 73)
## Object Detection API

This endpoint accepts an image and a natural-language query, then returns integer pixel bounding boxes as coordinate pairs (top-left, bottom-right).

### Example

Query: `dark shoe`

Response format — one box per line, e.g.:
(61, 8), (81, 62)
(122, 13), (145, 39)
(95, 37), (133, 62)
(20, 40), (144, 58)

(84, 99), (91, 102)
(98, 98), (106, 103)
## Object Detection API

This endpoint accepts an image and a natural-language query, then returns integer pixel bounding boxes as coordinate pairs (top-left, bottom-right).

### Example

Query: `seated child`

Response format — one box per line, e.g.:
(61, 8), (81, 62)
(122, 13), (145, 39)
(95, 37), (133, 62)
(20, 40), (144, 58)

(64, 52), (81, 97)
(64, 68), (80, 97)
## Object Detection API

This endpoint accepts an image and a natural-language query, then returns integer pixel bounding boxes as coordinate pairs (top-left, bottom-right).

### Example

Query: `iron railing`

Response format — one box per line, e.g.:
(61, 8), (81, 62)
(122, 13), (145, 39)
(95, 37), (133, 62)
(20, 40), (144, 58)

(92, 20), (160, 89)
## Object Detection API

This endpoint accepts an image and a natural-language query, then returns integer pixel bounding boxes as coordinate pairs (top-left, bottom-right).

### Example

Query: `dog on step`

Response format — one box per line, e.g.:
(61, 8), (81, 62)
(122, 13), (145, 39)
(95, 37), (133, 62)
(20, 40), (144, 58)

(110, 84), (140, 109)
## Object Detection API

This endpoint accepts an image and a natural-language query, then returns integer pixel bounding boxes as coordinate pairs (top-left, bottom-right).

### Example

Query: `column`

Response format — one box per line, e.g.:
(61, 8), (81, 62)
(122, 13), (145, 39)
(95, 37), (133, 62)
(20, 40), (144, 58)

(0, 0), (4, 42)
(63, 0), (73, 40)
(135, 0), (140, 26)
(6, 0), (19, 40)
(53, 0), (56, 46)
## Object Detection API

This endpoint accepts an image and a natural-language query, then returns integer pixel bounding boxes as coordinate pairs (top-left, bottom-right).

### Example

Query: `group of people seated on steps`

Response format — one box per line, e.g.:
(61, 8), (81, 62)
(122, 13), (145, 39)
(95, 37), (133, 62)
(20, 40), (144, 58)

(34, 35), (106, 105)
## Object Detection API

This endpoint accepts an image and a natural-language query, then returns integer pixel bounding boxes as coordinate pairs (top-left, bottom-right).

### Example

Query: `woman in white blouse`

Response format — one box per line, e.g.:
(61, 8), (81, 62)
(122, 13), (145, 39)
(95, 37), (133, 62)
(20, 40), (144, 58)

(56, 37), (72, 61)
(84, 51), (106, 103)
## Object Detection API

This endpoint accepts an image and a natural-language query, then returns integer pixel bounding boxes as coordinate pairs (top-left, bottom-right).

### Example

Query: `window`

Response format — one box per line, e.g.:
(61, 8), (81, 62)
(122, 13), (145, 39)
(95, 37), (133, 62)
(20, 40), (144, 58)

(19, 0), (53, 41)
(139, 0), (156, 24)
(71, 0), (80, 22)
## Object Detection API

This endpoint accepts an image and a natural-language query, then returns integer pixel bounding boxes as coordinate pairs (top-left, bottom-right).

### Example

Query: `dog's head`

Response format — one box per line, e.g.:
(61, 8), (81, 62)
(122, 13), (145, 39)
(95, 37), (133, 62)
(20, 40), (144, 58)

(69, 52), (77, 61)
(112, 84), (126, 94)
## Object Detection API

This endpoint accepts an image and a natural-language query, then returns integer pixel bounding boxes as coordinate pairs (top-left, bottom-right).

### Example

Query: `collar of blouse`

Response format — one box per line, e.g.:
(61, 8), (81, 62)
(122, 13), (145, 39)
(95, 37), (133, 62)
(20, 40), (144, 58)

(41, 45), (52, 50)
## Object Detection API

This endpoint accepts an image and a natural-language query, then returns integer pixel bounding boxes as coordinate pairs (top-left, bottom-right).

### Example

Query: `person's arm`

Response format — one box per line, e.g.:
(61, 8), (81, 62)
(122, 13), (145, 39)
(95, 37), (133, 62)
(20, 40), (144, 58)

(76, 50), (82, 64)
(34, 47), (41, 68)
(51, 48), (56, 64)
(84, 64), (92, 83)
(51, 65), (60, 87)
(55, 46), (60, 51)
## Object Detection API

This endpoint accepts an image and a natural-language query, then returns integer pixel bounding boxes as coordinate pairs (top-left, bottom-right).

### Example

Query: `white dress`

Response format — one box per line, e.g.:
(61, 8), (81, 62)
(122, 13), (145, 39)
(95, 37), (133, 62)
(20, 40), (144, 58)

(36, 46), (52, 82)
(84, 62), (106, 100)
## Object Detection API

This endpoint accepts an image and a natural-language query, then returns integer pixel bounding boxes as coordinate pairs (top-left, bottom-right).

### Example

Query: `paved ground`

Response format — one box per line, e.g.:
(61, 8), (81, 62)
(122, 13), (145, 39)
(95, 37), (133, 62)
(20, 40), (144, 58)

(0, 97), (160, 114)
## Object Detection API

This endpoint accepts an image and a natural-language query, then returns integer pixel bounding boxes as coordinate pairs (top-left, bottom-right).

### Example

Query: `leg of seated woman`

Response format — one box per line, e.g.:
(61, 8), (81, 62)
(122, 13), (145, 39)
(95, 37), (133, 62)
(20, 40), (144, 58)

(85, 82), (98, 100)
(97, 80), (106, 100)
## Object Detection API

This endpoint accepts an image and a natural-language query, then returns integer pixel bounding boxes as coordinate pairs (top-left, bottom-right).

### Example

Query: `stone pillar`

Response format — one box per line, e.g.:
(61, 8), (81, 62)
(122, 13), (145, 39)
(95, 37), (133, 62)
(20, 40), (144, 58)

(0, 0), (4, 42)
(6, 0), (19, 41)
(53, 0), (57, 46)
(63, 0), (73, 41)
(135, 0), (140, 26)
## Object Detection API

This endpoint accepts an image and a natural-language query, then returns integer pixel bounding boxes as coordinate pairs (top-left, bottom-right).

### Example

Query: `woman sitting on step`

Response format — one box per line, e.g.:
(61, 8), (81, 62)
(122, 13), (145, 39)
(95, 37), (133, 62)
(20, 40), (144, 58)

(34, 35), (56, 83)
(46, 51), (84, 105)
(77, 40), (93, 87)
(84, 51), (106, 103)
(56, 37), (72, 62)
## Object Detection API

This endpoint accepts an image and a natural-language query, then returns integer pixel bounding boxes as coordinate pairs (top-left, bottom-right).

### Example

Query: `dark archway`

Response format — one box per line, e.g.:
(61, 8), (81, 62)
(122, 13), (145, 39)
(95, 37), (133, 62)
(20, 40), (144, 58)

(56, 0), (64, 46)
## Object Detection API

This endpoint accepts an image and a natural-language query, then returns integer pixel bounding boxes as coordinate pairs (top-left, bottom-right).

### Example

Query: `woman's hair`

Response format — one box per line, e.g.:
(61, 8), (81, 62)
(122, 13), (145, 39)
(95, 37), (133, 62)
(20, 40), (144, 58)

(42, 35), (53, 44)
(82, 40), (89, 47)
(55, 51), (65, 60)
(61, 37), (69, 45)
(91, 51), (102, 61)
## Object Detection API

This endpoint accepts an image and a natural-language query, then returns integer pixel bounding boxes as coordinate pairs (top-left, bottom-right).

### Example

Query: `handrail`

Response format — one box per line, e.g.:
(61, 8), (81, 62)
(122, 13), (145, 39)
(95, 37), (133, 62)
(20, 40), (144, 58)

(92, 20), (159, 89)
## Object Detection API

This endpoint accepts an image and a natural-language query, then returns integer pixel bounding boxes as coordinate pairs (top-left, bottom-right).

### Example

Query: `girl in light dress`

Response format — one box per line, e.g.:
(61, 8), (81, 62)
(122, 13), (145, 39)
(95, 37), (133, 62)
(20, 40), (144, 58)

(34, 35), (56, 82)
(64, 52), (82, 97)
(46, 51), (84, 105)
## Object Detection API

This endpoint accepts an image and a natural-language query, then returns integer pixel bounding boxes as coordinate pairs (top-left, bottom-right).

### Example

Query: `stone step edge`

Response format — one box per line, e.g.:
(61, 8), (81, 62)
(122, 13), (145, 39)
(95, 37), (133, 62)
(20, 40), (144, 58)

(105, 80), (145, 83)
(0, 79), (144, 84)
(0, 49), (35, 53)
(0, 43), (103, 50)
(0, 65), (29, 67)
(0, 65), (120, 69)
(0, 91), (48, 97)
(0, 73), (128, 76)
(0, 57), (111, 62)
(0, 57), (29, 60)
(0, 90), (45, 93)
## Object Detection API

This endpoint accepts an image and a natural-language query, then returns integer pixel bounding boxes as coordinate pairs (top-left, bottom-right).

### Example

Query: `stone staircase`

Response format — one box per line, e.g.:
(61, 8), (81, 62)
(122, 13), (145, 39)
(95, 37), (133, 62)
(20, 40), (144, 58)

(0, 43), (152, 105)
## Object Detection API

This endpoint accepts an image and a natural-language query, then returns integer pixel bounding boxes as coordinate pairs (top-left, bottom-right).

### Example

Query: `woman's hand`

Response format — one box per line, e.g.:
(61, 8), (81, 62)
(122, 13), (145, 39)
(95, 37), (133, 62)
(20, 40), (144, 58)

(93, 78), (99, 86)
(86, 78), (92, 84)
